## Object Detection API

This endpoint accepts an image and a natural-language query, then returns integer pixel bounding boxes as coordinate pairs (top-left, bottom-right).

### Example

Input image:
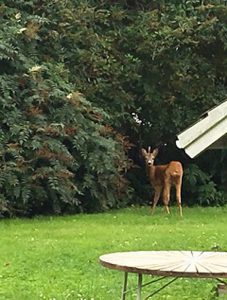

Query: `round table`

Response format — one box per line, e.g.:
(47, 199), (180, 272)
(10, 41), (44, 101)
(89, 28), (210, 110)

(99, 251), (227, 299)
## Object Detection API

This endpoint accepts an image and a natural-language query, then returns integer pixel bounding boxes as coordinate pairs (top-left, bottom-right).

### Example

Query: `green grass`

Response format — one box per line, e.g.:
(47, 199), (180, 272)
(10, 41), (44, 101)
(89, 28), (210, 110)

(1, 206), (227, 299)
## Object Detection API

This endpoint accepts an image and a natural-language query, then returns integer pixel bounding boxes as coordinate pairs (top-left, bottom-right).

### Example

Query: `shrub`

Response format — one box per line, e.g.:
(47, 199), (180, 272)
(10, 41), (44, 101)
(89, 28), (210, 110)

(0, 2), (132, 216)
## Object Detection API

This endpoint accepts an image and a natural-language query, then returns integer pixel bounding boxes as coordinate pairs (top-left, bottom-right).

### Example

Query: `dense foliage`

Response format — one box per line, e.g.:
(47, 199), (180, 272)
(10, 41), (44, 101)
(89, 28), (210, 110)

(0, 1), (132, 216)
(0, 0), (226, 216)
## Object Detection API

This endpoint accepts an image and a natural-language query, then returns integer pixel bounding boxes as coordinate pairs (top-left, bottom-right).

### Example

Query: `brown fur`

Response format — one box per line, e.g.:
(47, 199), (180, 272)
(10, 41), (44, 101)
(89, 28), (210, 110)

(142, 148), (183, 216)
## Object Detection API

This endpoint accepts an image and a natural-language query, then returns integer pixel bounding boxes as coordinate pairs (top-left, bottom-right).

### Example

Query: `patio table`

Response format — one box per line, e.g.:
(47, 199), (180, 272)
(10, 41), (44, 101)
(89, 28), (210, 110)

(99, 250), (227, 299)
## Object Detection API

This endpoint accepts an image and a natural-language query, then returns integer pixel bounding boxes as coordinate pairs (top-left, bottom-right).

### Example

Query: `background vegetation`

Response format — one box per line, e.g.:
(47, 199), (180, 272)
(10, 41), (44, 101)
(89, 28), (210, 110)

(0, 0), (227, 216)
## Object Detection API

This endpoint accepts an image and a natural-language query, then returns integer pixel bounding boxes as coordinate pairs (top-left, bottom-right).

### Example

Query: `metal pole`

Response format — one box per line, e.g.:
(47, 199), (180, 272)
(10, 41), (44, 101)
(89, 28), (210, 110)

(144, 277), (178, 299)
(137, 274), (143, 300)
(121, 272), (128, 300)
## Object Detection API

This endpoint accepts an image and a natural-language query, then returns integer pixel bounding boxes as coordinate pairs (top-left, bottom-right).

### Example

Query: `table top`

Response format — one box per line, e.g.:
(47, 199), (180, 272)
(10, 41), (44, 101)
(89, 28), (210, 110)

(99, 251), (227, 278)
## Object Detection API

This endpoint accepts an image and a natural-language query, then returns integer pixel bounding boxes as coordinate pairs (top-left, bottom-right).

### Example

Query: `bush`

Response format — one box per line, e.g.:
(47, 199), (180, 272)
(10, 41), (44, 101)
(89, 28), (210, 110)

(1, 0), (227, 216)
(0, 2), (132, 216)
(183, 164), (226, 206)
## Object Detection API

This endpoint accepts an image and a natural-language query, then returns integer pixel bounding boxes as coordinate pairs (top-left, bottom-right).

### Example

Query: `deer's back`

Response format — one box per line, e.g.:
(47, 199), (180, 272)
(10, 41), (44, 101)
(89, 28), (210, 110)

(151, 161), (183, 185)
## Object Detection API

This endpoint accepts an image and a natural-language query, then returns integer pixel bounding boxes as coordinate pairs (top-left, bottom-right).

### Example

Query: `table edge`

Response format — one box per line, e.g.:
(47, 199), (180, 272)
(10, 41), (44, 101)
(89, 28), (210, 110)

(99, 251), (227, 278)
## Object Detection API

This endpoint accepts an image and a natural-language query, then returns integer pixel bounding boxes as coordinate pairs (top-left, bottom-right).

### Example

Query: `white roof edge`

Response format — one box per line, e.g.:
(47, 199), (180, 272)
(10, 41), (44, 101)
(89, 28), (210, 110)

(176, 101), (227, 158)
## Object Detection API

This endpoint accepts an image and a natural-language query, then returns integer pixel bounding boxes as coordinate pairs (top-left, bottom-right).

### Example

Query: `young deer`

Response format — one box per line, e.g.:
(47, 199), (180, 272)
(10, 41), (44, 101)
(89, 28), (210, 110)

(142, 147), (183, 216)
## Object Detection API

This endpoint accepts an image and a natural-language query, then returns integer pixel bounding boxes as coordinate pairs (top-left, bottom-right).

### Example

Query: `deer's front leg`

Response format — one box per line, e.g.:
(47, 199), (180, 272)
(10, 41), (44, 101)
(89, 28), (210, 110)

(151, 186), (161, 215)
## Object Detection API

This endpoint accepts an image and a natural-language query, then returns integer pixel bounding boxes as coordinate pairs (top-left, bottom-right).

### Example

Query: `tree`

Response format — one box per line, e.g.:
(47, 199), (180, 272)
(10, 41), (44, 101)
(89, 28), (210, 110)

(0, 0), (226, 216)
(0, 1), (132, 216)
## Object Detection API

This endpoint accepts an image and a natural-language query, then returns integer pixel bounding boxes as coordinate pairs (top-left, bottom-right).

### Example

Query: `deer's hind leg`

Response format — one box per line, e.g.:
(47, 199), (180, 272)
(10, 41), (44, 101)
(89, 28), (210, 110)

(163, 178), (171, 214)
(151, 186), (161, 215)
(175, 177), (183, 217)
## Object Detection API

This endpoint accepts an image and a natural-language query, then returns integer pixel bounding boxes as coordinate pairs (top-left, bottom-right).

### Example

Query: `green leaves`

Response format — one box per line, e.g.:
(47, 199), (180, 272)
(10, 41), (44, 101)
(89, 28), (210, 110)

(183, 164), (226, 206)
(1, 0), (226, 216)
(0, 1), (132, 216)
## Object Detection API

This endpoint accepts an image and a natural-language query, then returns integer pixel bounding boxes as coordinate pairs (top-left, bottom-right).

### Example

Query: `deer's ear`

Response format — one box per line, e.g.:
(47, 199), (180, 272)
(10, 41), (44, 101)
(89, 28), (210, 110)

(141, 148), (147, 157)
(152, 148), (159, 157)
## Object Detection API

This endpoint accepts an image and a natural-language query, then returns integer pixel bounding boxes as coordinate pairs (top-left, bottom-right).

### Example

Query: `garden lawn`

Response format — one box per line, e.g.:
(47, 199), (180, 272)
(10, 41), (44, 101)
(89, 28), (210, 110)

(0, 206), (227, 300)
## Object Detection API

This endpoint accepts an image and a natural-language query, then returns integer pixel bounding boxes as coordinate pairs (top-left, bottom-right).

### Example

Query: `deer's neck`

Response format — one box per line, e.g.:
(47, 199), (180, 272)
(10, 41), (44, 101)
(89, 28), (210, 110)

(147, 165), (156, 183)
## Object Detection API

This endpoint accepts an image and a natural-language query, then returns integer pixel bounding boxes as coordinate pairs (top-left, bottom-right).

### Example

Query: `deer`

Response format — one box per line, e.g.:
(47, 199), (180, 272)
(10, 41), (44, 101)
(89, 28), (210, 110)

(141, 147), (183, 216)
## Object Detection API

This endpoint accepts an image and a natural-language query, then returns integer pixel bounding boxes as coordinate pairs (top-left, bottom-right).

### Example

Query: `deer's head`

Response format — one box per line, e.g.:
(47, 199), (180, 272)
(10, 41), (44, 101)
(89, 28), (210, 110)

(141, 147), (159, 167)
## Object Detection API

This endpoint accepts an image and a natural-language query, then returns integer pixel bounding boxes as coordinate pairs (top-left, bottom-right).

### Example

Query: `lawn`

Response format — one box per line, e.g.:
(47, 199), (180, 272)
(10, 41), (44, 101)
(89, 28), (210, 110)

(0, 206), (227, 300)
